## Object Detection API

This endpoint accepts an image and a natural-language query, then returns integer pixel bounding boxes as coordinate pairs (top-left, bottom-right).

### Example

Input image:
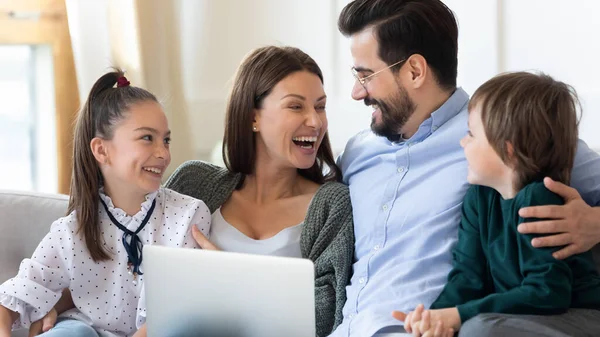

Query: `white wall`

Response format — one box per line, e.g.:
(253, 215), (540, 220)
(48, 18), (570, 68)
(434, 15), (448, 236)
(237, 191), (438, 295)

(65, 0), (600, 163)
(503, 0), (600, 150)
(178, 0), (342, 157)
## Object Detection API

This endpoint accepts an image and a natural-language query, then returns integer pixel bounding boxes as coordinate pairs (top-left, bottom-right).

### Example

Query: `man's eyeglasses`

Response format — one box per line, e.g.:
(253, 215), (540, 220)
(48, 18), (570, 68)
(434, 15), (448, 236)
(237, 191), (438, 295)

(351, 58), (407, 89)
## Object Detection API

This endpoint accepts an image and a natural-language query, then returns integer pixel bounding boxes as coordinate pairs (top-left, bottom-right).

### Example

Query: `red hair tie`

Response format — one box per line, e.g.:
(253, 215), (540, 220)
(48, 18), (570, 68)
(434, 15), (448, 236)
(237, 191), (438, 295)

(117, 76), (130, 87)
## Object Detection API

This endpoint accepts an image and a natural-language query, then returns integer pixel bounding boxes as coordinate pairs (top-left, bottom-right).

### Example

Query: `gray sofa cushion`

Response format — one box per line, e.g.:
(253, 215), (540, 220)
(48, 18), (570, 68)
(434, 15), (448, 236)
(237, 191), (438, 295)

(0, 190), (68, 283)
(1, 190), (68, 337)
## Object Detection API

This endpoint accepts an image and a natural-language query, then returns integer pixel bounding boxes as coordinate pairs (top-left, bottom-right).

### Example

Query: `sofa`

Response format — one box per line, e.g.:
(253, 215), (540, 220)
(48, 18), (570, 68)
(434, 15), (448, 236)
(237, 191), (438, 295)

(2, 189), (600, 337)
(1, 190), (69, 337)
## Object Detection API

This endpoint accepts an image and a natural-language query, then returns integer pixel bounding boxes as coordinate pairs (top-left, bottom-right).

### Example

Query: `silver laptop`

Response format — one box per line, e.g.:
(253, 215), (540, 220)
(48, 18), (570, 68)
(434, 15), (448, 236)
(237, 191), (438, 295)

(143, 245), (316, 337)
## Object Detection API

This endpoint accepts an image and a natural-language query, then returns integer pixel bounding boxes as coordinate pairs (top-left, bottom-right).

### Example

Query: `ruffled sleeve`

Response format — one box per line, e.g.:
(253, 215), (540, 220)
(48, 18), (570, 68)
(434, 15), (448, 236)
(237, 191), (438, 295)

(0, 217), (73, 329)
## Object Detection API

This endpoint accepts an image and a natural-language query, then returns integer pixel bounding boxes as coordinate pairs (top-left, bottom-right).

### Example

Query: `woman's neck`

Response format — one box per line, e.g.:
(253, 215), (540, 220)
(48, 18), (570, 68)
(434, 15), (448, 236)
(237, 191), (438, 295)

(102, 182), (147, 216)
(242, 162), (306, 205)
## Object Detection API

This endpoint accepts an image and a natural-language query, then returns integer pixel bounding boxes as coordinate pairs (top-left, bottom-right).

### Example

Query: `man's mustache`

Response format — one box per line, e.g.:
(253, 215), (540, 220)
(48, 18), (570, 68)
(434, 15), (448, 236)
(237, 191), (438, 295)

(364, 97), (379, 107)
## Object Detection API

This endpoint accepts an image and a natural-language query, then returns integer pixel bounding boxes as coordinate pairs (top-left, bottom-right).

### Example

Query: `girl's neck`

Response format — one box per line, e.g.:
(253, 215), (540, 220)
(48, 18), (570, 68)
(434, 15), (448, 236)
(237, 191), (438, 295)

(102, 182), (148, 216)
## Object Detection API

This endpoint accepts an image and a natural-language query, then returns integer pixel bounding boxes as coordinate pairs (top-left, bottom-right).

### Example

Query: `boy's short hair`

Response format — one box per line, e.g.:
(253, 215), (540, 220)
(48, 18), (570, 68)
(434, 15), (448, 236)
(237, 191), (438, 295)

(469, 71), (580, 189)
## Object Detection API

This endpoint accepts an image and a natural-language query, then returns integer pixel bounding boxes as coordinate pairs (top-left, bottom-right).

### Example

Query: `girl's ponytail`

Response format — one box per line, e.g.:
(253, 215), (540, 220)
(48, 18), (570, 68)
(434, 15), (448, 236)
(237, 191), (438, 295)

(68, 69), (157, 261)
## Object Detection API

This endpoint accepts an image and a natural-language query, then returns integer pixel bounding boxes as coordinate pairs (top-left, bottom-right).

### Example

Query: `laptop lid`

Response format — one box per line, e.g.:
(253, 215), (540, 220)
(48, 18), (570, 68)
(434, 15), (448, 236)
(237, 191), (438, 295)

(143, 245), (316, 337)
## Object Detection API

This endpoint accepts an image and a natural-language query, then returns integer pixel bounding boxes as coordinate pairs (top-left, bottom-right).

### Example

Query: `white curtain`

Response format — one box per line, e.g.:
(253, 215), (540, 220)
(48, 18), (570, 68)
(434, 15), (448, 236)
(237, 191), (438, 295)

(66, 0), (194, 177)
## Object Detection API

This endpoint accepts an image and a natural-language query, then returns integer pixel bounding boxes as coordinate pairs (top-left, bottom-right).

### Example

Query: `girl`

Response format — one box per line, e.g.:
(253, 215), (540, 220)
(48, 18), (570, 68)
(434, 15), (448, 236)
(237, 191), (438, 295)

(0, 70), (210, 337)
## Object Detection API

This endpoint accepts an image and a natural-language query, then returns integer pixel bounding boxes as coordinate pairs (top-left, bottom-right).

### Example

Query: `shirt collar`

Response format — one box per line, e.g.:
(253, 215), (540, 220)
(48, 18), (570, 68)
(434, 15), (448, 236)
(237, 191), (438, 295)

(402, 87), (469, 143)
(99, 187), (159, 229)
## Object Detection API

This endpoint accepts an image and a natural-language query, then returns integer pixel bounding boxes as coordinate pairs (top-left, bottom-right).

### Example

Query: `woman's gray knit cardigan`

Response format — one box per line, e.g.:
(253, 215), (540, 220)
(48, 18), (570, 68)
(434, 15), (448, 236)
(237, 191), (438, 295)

(164, 161), (355, 337)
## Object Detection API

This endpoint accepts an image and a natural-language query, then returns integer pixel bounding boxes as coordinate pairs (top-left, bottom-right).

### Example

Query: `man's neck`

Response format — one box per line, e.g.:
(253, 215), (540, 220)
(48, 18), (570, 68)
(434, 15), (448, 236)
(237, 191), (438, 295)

(401, 87), (455, 139)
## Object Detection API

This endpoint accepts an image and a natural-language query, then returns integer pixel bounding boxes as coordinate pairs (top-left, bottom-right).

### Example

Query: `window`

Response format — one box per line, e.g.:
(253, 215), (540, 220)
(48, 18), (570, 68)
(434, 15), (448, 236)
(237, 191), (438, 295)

(0, 44), (57, 193)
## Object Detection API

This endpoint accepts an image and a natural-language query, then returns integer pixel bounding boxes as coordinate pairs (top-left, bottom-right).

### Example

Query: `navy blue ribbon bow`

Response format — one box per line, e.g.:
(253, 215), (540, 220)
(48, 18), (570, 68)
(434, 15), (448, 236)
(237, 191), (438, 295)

(100, 198), (156, 276)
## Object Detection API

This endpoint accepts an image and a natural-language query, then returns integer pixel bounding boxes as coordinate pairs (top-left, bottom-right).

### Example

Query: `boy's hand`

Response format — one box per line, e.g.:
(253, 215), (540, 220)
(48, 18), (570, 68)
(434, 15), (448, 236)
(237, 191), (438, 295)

(413, 309), (458, 337)
(392, 303), (424, 333)
(392, 305), (459, 337)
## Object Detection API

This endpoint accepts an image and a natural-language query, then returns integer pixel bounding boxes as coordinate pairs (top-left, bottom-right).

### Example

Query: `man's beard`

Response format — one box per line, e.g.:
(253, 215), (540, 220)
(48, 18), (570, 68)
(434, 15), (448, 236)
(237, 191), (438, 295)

(367, 86), (416, 141)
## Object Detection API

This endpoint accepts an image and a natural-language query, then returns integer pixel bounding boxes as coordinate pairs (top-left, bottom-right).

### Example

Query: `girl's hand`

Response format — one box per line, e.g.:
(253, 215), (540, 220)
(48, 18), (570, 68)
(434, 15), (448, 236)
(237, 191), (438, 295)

(132, 323), (147, 337)
(28, 308), (57, 336)
(191, 226), (219, 250)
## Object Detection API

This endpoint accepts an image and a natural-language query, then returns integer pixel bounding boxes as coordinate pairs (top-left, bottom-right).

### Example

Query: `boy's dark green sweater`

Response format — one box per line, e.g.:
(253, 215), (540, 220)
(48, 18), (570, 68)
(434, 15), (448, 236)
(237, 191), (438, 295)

(431, 182), (600, 322)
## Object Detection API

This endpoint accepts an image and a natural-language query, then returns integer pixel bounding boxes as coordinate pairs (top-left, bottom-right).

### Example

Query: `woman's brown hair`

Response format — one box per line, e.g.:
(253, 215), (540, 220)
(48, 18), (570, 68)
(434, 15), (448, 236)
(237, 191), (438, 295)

(223, 46), (341, 184)
(69, 69), (157, 261)
(469, 71), (580, 190)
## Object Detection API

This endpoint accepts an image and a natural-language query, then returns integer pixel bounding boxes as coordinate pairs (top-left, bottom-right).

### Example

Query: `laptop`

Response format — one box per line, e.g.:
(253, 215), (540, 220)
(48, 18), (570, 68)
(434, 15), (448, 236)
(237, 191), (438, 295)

(143, 245), (316, 337)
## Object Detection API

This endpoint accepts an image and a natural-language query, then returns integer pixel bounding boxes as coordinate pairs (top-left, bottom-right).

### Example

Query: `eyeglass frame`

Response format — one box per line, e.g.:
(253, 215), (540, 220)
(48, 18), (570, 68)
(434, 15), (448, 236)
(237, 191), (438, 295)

(351, 58), (408, 89)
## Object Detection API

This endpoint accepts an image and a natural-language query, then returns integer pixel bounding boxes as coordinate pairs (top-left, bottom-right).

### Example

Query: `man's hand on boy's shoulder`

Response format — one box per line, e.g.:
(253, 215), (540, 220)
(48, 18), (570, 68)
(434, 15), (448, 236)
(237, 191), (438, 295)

(518, 177), (600, 259)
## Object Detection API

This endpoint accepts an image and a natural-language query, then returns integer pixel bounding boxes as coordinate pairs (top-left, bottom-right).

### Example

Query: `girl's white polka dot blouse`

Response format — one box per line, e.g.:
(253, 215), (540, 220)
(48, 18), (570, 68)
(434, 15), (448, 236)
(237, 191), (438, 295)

(0, 188), (211, 337)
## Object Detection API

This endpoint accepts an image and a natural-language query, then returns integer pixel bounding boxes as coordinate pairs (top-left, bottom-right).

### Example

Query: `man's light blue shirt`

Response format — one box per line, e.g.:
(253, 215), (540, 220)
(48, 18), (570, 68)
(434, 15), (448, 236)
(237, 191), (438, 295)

(330, 87), (600, 337)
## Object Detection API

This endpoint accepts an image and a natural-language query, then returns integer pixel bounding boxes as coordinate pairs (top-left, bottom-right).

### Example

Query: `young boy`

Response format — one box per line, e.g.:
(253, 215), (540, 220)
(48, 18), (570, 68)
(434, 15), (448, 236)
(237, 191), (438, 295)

(399, 72), (600, 336)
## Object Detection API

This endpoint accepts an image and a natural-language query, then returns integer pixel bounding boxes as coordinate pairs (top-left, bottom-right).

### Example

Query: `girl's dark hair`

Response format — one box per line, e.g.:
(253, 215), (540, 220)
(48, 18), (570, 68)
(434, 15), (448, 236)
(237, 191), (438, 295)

(223, 46), (341, 184)
(68, 69), (157, 261)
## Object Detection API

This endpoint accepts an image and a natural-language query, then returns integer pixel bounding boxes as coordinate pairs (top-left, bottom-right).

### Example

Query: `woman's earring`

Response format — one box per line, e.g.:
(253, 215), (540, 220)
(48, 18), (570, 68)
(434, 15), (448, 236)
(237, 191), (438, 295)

(253, 126), (258, 132)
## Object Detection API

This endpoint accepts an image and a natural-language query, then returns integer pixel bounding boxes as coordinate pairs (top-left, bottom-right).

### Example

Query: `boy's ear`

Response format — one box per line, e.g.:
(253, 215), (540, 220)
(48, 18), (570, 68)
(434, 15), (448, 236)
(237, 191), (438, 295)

(90, 137), (109, 165)
(505, 141), (516, 166)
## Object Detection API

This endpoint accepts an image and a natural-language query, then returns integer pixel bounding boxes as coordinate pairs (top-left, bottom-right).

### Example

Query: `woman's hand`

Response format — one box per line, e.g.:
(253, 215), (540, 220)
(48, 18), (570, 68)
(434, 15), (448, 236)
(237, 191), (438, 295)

(191, 226), (219, 250)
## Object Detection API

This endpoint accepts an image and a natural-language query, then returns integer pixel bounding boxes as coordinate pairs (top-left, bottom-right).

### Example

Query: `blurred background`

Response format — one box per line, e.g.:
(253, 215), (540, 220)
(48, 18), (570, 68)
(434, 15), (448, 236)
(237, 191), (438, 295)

(1, 0), (599, 195)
